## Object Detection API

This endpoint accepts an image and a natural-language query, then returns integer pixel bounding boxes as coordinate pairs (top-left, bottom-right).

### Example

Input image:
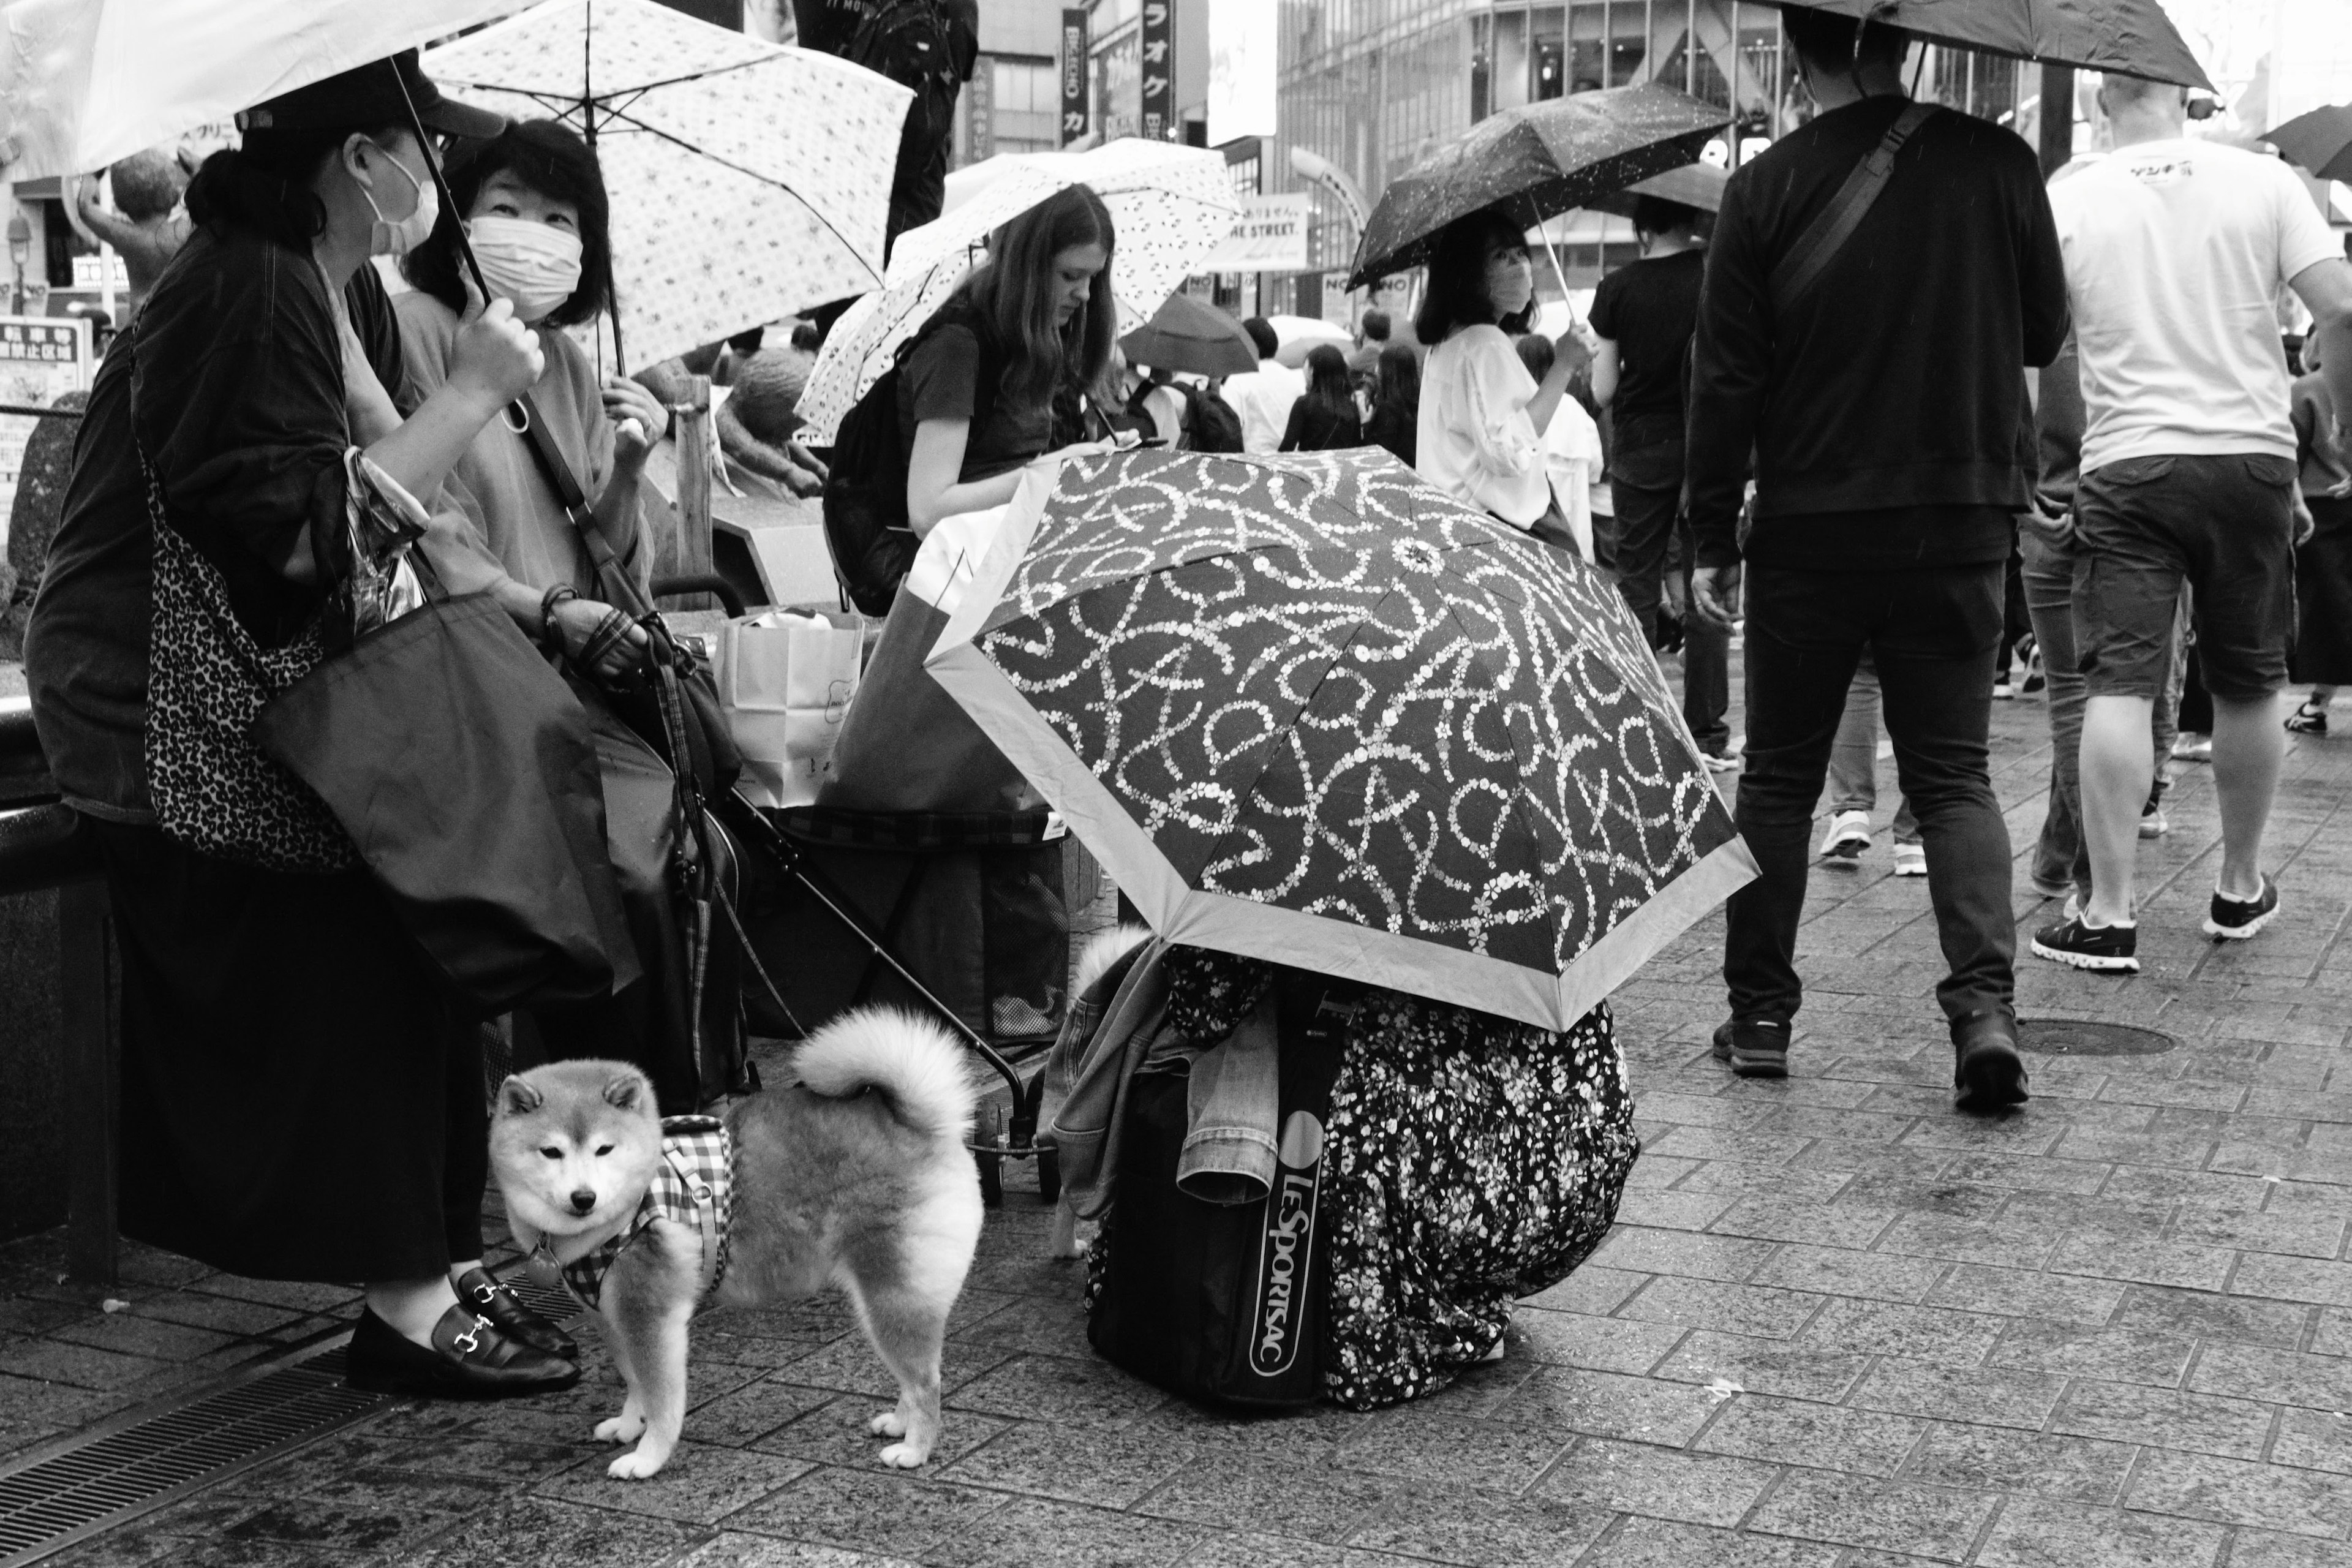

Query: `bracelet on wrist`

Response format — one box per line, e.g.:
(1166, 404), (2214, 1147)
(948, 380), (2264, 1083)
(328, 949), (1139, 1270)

(540, 584), (581, 647)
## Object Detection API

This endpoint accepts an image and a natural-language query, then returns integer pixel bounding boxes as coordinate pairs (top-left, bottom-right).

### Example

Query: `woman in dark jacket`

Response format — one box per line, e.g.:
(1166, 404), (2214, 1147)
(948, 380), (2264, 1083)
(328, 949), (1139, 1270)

(1278, 344), (1365, 452)
(1364, 343), (1420, 468)
(23, 55), (576, 1398)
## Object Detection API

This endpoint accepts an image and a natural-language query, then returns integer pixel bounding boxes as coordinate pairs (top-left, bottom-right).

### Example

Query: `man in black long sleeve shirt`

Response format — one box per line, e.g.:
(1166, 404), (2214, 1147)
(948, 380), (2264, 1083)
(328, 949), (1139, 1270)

(1683, 7), (2067, 1109)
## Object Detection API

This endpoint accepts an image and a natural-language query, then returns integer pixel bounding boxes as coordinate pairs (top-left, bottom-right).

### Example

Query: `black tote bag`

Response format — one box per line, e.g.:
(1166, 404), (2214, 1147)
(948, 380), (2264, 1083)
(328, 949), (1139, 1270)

(254, 587), (640, 1014)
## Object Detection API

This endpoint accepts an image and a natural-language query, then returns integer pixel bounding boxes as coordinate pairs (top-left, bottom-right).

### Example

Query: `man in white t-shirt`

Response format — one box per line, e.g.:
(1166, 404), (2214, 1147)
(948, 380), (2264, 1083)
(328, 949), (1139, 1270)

(1220, 318), (1305, 454)
(2031, 73), (2352, 974)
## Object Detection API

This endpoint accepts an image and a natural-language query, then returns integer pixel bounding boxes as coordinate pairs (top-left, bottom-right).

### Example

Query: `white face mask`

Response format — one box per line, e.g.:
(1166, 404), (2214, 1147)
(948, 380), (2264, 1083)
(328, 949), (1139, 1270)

(467, 215), (585, 323)
(358, 141), (437, 257)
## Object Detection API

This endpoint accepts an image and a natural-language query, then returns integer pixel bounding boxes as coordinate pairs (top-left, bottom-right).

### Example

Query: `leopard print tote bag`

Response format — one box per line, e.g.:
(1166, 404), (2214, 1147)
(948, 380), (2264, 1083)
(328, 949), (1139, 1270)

(142, 460), (359, 873)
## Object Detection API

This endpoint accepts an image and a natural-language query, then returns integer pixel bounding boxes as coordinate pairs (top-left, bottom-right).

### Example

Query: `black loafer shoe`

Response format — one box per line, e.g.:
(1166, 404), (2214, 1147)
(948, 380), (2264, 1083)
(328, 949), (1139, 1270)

(1711, 1017), (1789, 1079)
(455, 1267), (578, 1360)
(345, 1305), (581, 1399)
(1952, 1011), (2030, 1113)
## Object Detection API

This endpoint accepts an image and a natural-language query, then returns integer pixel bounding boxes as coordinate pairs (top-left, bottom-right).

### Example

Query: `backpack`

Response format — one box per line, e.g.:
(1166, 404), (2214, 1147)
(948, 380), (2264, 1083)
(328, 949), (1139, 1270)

(1184, 382), (1246, 454)
(821, 308), (1000, 617)
(1120, 383), (1161, 443)
(846, 0), (965, 153)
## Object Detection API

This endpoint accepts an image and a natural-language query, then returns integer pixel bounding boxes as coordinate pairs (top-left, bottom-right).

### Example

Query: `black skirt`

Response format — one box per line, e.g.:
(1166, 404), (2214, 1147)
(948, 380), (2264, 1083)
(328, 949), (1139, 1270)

(94, 821), (484, 1283)
(2293, 496), (2352, 687)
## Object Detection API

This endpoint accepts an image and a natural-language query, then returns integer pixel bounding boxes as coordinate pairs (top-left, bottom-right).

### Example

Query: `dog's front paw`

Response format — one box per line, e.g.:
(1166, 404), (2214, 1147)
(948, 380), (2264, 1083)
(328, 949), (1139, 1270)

(866, 1409), (907, 1438)
(595, 1412), (647, 1445)
(606, 1444), (670, 1480)
(877, 1440), (931, 1469)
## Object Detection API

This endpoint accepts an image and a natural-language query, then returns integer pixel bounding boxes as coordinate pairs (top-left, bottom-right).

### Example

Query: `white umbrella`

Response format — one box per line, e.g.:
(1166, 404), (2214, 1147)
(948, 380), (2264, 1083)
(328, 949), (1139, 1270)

(0, 0), (529, 182)
(1267, 313), (1351, 369)
(797, 137), (1237, 444)
(424, 0), (911, 371)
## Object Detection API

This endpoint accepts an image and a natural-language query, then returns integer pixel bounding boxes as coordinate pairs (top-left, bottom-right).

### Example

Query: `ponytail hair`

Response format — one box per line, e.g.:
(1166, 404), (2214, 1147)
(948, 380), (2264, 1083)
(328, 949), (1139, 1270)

(957, 183), (1117, 410)
(186, 123), (405, 251)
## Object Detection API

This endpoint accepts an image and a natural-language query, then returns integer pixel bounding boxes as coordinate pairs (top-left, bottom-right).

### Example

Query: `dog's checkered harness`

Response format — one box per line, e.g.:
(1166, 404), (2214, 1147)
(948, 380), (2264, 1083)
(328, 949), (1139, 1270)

(553, 1116), (735, 1313)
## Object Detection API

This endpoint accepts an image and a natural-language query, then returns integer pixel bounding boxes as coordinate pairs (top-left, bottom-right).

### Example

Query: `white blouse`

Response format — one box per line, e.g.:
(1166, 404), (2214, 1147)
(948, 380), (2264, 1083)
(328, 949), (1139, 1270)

(1415, 324), (1551, 527)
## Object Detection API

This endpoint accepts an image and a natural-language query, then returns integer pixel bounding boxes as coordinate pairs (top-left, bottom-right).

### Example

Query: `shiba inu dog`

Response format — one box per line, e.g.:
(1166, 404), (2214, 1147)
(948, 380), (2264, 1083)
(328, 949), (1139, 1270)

(489, 1008), (984, 1479)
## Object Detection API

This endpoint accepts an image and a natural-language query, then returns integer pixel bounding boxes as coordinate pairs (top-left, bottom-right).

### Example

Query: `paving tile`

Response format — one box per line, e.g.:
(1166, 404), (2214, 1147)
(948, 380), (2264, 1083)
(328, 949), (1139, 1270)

(2125, 1449), (2352, 1537)
(1616, 1278), (1827, 1340)
(1847, 1357), (2067, 1431)
(1747, 1245), (1945, 1303)
(2049, 1378), (2277, 1461)
(688, 1379), (840, 1448)
(1615, 1189), (1743, 1232)
(1694, 1393), (1925, 1477)
(2225, 1529), (2352, 1567)
(1746, 1472), (1998, 1562)
(1988, 1318), (2198, 1387)
(2233, 1255), (2352, 1310)
(2111, 1284), (2311, 1348)
(0, 1336), (170, 1390)
(1876, 1213), (2060, 1271)
(725, 1466), (1008, 1558)
(1707, 1198), (1900, 1250)
(1170, 1532), (1361, 1568)
(748, 1396), (1008, 1471)
(2189, 1343), (2352, 1412)
(1651, 1331), (1872, 1403)
(1136, 1453), (1407, 1544)
(1935, 1152), (2112, 1195)
(1588, 1229), (1777, 1283)
(1572, 1515), (1842, 1568)
(2166, 1205), (2346, 1259)
(924, 1496), (1205, 1568)
(1509, 1308), (1684, 1374)
(1676, 1163), (1855, 1204)
(1487, 1366), (1720, 1447)
(2100, 1166), (2278, 1208)
(1921, 1263), (2126, 1323)
(1342, 1487), (1613, 1566)
(2314, 1310), (2352, 1359)
(2273, 1407), (2352, 1479)
(1521, 1266), (1647, 1317)
(1534, 1436), (1777, 1527)
(1970, 1496), (2225, 1568)
(1796, 1298), (2003, 1367)
(942, 1353), (1167, 1430)
(531, 1444), (809, 1523)
(674, 1536), (920, 1567)
(2048, 1237), (2236, 1293)
(1328, 1408), (1569, 1495)
(1901, 1424), (2138, 1503)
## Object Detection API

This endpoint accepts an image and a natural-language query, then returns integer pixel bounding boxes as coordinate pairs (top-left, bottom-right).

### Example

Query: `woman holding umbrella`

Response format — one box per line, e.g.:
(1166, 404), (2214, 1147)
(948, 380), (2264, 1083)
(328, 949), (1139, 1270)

(1414, 207), (1586, 550)
(24, 53), (579, 1398)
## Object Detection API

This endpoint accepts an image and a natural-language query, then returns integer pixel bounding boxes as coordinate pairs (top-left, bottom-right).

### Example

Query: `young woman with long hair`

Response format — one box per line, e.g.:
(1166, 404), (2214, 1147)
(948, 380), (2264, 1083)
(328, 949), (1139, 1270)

(903, 183), (1117, 533)
(1414, 206), (1583, 547)
(1278, 344), (1365, 451)
(24, 55), (574, 1399)
(1365, 343), (1421, 468)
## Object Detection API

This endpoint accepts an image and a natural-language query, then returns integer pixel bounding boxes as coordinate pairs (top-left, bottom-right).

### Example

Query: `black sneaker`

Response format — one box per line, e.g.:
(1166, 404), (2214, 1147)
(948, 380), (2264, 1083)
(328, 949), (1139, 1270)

(1951, 1011), (2030, 1112)
(2029, 914), (2139, 973)
(2202, 875), (2280, 941)
(1711, 1018), (1790, 1079)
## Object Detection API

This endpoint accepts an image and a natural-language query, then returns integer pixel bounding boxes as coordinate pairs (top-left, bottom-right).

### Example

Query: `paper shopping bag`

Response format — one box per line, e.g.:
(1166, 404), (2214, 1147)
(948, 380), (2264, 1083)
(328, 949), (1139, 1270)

(719, 609), (864, 808)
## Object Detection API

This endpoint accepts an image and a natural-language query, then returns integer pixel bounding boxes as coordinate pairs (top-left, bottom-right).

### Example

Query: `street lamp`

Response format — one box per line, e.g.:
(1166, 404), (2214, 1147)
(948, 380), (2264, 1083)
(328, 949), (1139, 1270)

(7, 213), (29, 316)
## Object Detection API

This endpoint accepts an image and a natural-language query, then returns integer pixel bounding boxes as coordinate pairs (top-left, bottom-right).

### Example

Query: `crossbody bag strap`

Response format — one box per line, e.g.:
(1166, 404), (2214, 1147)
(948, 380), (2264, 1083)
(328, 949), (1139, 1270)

(1768, 100), (1937, 320)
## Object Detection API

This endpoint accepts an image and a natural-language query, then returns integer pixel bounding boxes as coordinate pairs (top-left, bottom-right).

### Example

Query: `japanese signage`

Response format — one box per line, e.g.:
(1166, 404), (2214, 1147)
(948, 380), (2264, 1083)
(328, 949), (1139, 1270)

(0, 316), (92, 556)
(964, 53), (995, 164)
(1060, 9), (1090, 146)
(1140, 0), (1175, 141)
(1201, 193), (1312, 273)
(1096, 29), (1140, 143)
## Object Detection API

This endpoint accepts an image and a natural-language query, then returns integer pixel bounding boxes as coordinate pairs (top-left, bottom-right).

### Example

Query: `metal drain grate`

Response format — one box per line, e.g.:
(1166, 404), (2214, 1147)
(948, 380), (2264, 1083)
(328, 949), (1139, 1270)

(2018, 1018), (2177, 1057)
(0, 1343), (385, 1567)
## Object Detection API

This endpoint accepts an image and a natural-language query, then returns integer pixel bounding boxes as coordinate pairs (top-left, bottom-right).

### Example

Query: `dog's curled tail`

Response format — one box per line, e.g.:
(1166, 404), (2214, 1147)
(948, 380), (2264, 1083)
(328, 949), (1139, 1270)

(793, 1008), (979, 1144)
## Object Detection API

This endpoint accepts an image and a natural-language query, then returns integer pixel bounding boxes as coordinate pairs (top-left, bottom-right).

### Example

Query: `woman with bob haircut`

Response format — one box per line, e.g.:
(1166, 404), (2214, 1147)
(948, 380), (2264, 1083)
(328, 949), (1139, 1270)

(903, 182), (1117, 534)
(1414, 205), (1583, 548)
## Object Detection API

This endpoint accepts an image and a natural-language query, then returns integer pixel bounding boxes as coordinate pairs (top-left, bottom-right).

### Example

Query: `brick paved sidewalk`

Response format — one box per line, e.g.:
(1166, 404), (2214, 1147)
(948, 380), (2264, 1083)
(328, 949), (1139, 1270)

(6, 669), (2352, 1566)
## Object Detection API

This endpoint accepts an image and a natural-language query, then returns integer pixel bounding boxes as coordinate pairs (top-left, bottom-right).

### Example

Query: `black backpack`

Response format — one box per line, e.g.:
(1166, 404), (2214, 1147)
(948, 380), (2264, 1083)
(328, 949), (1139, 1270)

(1185, 382), (1246, 454)
(822, 311), (1000, 617)
(847, 0), (965, 152)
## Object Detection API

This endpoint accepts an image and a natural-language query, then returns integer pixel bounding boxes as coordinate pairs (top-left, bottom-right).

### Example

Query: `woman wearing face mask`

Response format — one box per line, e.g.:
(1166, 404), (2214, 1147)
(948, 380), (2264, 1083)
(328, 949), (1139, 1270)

(1414, 206), (1584, 549)
(24, 55), (573, 1398)
(903, 183), (1118, 536)
(396, 119), (713, 1116)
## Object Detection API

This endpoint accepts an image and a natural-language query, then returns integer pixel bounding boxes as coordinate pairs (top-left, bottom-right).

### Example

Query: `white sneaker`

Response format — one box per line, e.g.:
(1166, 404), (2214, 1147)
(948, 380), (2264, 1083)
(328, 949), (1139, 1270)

(1893, 844), (1928, 876)
(1817, 810), (1871, 862)
(2173, 734), (2212, 762)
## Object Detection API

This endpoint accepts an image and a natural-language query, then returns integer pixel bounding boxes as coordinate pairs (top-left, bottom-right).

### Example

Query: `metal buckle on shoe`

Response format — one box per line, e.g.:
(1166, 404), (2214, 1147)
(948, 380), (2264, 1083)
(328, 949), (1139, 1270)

(471, 1278), (508, 1305)
(451, 1313), (493, 1354)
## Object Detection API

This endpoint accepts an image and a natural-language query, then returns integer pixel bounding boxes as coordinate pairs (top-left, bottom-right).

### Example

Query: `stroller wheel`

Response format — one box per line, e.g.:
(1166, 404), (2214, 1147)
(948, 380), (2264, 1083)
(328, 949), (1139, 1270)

(1037, 1145), (1062, 1205)
(975, 1147), (1004, 1207)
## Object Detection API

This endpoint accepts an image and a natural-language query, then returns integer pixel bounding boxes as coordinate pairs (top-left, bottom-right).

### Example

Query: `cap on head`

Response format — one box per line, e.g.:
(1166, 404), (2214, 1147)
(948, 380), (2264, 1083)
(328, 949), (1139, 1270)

(237, 49), (505, 141)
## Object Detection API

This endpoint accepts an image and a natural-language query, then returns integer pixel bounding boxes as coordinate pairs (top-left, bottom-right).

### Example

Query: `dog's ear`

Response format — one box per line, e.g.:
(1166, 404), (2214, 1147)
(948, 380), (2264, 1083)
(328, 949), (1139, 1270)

(602, 1071), (650, 1112)
(497, 1076), (543, 1117)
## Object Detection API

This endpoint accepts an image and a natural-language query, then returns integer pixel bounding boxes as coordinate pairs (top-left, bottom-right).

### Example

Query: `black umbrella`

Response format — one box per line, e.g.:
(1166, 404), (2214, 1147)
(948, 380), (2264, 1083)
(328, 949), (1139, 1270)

(1752, 0), (2211, 91)
(1348, 83), (1730, 288)
(1120, 293), (1261, 379)
(2271, 105), (2352, 184)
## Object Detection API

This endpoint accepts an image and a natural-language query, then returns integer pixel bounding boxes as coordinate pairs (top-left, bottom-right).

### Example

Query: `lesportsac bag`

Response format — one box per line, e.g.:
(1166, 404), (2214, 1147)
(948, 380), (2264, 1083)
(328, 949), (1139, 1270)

(822, 306), (1002, 616)
(1087, 972), (1359, 1406)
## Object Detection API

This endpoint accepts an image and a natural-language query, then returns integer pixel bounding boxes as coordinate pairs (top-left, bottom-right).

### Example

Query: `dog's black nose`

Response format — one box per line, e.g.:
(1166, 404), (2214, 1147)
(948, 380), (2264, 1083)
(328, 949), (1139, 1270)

(568, 1189), (597, 1214)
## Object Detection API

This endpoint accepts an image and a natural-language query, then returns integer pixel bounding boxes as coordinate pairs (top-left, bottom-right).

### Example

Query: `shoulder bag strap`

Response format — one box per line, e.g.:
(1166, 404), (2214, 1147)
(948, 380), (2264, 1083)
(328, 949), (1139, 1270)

(1768, 100), (1938, 320)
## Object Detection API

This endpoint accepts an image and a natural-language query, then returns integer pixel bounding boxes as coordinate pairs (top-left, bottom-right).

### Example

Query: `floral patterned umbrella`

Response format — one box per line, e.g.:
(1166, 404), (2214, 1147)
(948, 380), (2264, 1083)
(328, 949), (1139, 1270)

(796, 138), (1237, 443)
(423, 0), (910, 370)
(1348, 83), (1729, 288)
(921, 448), (1757, 1031)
